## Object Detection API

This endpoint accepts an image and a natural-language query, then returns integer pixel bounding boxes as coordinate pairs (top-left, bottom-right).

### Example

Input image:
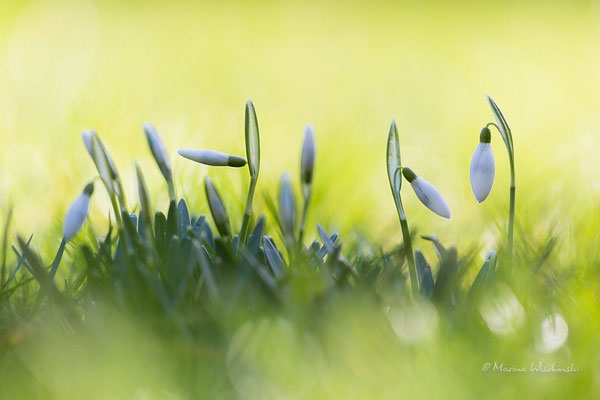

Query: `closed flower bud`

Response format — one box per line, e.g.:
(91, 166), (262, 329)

(63, 182), (94, 240)
(204, 177), (231, 237)
(301, 124), (316, 189)
(81, 130), (93, 157)
(470, 127), (495, 203)
(402, 167), (451, 219)
(178, 149), (247, 167)
(143, 123), (172, 181)
(279, 173), (296, 241)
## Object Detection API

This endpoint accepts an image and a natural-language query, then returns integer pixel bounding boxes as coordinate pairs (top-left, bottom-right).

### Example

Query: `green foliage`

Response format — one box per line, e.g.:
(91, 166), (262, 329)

(0, 102), (595, 399)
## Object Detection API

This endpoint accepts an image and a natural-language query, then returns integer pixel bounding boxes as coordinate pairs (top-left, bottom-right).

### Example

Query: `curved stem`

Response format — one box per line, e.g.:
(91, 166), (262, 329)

(397, 196), (419, 297)
(486, 122), (500, 131)
(508, 158), (515, 258)
(487, 122), (516, 259)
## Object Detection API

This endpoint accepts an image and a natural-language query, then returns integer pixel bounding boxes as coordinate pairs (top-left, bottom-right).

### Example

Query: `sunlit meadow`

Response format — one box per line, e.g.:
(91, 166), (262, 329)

(1, 0), (600, 398)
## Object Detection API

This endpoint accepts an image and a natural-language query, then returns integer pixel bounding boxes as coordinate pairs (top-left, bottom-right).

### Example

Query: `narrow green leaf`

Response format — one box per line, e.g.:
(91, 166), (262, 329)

(177, 199), (191, 237)
(246, 215), (265, 256)
(262, 236), (285, 279)
(166, 200), (178, 239)
(204, 177), (231, 238)
(317, 224), (335, 255)
(485, 95), (513, 153)
(317, 232), (338, 260)
(420, 234), (447, 263)
(135, 163), (153, 239)
(49, 238), (67, 280)
(155, 211), (168, 258)
(432, 247), (459, 303)
(415, 249), (434, 298)
(193, 239), (218, 300)
(469, 249), (496, 296)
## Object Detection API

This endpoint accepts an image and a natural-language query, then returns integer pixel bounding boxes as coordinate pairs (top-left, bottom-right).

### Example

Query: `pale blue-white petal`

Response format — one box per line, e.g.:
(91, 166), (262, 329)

(410, 177), (451, 219)
(469, 142), (495, 203)
(63, 193), (91, 240)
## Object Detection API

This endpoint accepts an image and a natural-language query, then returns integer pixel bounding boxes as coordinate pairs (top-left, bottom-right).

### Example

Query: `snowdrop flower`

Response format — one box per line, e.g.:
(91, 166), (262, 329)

(301, 124), (315, 190)
(63, 182), (94, 241)
(469, 127), (495, 203)
(143, 123), (172, 181)
(402, 167), (451, 219)
(178, 149), (247, 167)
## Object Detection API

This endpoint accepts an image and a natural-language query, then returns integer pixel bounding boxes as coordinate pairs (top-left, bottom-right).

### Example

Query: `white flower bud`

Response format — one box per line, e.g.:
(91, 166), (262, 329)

(63, 183), (94, 241)
(402, 168), (451, 219)
(301, 124), (315, 188)
(279, 173), (296, 240)
(470, 142), (495, 203)
(81, 130), (93, 157)
(178, 149), (246, 167)
(143, 122), (172, 180)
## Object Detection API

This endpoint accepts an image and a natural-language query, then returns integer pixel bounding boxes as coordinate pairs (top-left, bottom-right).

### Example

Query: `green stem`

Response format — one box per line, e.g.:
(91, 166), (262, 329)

(115, 179), (129, 213)
(508, 159), (516, 258)
(238, 177), (257, 251)
(487, 121), (516, 259)
(167, 176), (176, 203)
(397, 198), (419, 297)
(110, 194), (128, 254)
(298, 191), (311, 247)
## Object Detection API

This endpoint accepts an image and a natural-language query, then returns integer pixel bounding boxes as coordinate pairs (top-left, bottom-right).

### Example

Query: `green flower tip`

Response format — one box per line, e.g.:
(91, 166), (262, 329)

(83, 182), (95, 196)
(228, 155), (247, 167)
(480, 127), (491, 143)
(402, 167), (417, 183)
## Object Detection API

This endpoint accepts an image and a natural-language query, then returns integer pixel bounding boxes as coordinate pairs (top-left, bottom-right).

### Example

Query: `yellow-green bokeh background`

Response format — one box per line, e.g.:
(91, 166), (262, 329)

(1, 0), (599, 251)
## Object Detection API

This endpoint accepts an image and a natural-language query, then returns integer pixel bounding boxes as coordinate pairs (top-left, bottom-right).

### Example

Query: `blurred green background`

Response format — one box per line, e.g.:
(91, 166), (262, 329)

(1, 0), (599, 250)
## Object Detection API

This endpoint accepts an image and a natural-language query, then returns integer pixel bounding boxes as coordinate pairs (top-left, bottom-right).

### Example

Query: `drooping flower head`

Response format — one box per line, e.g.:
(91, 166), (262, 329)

(63, 182), (94, 241)
(402, 167), (451, 219)
(470, 127), (495, 203)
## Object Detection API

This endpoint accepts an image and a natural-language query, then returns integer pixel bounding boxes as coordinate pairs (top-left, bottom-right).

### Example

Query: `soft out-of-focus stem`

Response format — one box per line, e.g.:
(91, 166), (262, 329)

(298, 191), (311, 247)
(239, 177), (257, 250)
(487, 121), (516, 260)
(397, 198), (419, 297)
(508, 159), (516, 258)
(110, 193), (128, 254)
(49, 237), (67, 280)
(167, 177), (176, 203)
